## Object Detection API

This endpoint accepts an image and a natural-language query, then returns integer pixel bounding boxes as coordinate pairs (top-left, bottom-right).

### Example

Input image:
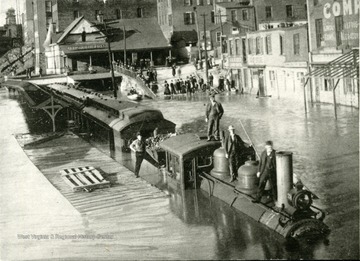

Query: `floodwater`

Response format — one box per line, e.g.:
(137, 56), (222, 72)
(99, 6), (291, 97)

(0, 87), (358, 260)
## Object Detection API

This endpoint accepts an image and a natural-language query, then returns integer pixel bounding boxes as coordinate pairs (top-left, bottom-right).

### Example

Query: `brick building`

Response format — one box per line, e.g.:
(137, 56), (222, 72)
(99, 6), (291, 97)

(306, 0), (359, 108)
(227, 25), (309, 99)
(158, 0), (251, 62)
(22, 0), (158, 75)
(253, 0), (308, 30)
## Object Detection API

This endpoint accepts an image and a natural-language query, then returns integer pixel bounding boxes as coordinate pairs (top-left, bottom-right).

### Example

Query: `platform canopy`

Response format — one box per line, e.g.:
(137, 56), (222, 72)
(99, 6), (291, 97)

(306, 49), (359, 81)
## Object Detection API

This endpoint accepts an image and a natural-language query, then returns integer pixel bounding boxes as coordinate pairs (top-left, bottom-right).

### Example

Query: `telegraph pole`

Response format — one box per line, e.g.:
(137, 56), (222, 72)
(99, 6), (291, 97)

(123, 25), (127, 66)
(193, 7), (201, 64)
(216, 10), (228, 69)
(92, 15), (119, 99)
(200, 13), (209, 84)
(104, 22), (117, 99)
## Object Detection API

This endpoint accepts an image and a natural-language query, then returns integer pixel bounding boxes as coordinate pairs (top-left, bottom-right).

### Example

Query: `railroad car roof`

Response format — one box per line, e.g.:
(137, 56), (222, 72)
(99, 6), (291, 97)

(160, 133), (221, 157)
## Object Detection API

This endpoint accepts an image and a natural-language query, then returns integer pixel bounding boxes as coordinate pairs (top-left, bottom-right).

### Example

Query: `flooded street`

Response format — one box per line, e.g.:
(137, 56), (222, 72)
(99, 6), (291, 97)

(0, 88), (358, 260)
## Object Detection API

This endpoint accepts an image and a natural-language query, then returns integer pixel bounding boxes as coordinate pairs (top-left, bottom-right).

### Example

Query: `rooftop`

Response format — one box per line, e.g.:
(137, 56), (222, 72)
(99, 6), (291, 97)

(160, 133), (221, 157)
(58, 17), (170, 54)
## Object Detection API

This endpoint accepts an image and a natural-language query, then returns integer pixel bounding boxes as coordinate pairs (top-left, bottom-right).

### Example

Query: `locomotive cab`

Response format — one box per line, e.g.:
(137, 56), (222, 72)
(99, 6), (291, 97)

(160, 134), (221, 190)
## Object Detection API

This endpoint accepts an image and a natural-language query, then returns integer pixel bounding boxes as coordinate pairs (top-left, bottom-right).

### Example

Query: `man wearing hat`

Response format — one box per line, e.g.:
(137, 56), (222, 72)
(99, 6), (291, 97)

(225, 125), (247, 182)
(130, 132), (147, 178)
(205, 94), (224, 141)
(252, 141), (277, 203)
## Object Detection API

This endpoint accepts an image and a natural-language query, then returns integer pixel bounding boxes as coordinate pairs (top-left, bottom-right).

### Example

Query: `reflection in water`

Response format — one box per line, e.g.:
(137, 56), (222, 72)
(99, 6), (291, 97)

(2, 88), (358, 259)
(165, 186), (322, 260)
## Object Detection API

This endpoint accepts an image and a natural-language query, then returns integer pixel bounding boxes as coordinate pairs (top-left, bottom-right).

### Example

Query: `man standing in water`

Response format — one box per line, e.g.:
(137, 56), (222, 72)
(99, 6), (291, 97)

(252, 141), (277, 203)
(225, 125), (247, 182)
(205, 93), (224, 141)
(130, 132), (147, 178)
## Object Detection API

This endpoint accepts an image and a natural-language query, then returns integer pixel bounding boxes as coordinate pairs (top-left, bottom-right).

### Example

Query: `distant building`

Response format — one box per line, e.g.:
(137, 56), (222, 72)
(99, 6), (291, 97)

(158, 0), (252, 62)
(45, 16), (170, 74)
(307, 0), (359, 108)
(22, 0), (158, 75)
(223, 0), (310, 98)
(0, 8), (22, 56)
(253, 0), (308, 30)
(227, 25), (309, 98)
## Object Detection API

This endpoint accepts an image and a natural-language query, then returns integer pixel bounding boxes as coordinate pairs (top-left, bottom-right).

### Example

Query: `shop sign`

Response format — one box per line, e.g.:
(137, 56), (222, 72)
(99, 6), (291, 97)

(67, 44), (106, 51)
(323, 0), (360, 19)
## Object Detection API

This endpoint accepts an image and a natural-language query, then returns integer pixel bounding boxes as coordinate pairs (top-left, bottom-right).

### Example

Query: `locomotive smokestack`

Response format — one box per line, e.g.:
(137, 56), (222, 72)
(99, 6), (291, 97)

(275, 151), (293, 209)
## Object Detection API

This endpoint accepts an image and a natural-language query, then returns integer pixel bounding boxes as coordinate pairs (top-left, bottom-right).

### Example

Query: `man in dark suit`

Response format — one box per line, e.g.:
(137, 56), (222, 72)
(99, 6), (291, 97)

(205, 94), (224, 141)
(225, 125), (247, 182)
(252, 141), (277, 203)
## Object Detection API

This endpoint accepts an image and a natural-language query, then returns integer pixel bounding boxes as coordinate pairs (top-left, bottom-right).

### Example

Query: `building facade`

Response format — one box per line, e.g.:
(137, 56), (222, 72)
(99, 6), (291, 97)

(307, 0), (359, 107)
(22, 0), (158, 75)
(45, 16), (170, 74)
(253, 0), (308, 30)
(227, 25), (309, 99)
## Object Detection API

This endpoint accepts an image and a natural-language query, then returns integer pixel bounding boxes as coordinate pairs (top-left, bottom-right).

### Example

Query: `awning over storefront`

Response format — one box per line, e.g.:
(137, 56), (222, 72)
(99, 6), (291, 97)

(307, 49), (359, 80)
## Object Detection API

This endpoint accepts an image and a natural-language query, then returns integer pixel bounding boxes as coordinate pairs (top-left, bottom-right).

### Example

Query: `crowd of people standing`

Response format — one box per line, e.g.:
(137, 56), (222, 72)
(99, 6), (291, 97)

(163, 74), (210, 96)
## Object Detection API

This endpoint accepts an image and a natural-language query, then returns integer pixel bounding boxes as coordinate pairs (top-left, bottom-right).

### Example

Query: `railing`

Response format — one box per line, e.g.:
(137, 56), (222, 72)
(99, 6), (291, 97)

(114, 65), (157, 99)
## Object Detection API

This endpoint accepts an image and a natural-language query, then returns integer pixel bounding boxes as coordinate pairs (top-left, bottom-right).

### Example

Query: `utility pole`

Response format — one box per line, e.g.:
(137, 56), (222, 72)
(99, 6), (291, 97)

(216, 10), (228, 69)
(92, 14), (119, 99)
(123, 25), (127, 66)
(200, 13), (209, 84)
(193, 7), (201, 64)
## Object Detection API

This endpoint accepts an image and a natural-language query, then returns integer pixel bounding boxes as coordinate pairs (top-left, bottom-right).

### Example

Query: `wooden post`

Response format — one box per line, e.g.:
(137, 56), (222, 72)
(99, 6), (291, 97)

(201, 13), (209, 84)
(303, 77), (309, 115)
(123, 25), (126, 65)
(332, 79), (340, 119)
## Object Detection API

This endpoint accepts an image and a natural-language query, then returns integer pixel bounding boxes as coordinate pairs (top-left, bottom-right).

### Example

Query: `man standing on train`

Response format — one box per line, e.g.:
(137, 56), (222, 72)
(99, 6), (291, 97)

(225, 125), (247, 182)
(205, 93), (224, 141)
(252, 141), (277, 203)
(130, 132), (146, 178)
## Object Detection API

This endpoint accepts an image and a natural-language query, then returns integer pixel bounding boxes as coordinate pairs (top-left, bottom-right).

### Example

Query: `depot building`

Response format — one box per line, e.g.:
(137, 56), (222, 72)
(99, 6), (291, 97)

(45, 16), (171, 75)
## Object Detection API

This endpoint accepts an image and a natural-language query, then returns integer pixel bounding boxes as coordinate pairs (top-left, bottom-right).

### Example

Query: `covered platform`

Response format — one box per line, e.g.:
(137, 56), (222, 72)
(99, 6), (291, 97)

(46, 16), (171, 75)
(304, 48), (359, 117)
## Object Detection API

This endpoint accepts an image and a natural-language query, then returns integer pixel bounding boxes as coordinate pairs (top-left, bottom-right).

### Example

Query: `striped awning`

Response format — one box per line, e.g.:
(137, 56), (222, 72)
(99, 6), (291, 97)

(307, 49), (359, 80)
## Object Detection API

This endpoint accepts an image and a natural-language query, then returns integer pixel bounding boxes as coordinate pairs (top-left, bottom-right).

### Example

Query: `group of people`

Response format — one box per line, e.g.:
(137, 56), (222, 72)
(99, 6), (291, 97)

(130, 92), (277, 204)
(163, 75), (209, 95)
(205, 93), (277, 202)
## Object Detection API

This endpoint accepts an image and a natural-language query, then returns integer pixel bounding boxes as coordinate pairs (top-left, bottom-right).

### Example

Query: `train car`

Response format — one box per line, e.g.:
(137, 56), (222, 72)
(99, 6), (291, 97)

(44, 83), (175, 160)
(160, 133), (330, 239)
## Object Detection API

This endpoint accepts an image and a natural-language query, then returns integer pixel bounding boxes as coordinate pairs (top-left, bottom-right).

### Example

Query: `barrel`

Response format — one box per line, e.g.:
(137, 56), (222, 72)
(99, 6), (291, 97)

(210, 147), (230, 179)
(236, 160), (258, 194)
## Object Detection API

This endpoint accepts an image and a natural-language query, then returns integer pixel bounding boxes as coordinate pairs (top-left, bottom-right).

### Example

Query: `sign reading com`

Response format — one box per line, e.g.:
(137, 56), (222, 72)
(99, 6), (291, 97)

(323, 0), (360, 18)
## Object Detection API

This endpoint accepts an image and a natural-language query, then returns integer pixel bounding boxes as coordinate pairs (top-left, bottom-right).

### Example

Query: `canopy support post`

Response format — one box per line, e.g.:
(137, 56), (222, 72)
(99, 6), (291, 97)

(303, 77), (309, 115)
(332, 79), (340, 119)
